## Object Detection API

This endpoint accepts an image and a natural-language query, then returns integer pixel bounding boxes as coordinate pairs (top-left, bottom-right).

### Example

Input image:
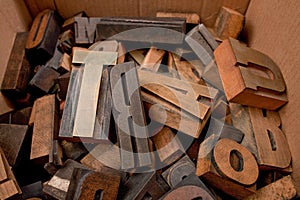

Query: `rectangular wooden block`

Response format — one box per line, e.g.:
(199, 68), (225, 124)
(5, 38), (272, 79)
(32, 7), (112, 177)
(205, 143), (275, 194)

(30, 94), (59, 163)
(66, 168), (121, 200)
(0, 124), (30, 167)
(0, 148), (21, 199)
(96, 17), (186, 44)
(156, 12), (200, 24)
(214, 7), (245, 40)
(110, 62), (152, 169)
(1, 32), (32, 100)
(26, 9), (62, 65)
(215, 38), (288, 110)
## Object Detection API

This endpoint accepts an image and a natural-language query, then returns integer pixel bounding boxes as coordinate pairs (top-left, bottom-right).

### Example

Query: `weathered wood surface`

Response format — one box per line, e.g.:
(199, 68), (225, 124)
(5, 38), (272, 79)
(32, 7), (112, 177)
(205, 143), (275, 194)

(1, 32), (32, 100)
(215, 38), (288, 110)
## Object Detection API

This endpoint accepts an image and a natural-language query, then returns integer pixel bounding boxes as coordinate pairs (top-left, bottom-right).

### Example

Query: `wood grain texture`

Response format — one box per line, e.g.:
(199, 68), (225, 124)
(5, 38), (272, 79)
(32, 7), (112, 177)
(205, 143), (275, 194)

(244, 0), (300, 194)
(215, 38), (288, 110)
(30, 95), (59, 162)
(140, 47), (165, 72)
(156, 12), (200, 24)
(249, 107), (291, 170)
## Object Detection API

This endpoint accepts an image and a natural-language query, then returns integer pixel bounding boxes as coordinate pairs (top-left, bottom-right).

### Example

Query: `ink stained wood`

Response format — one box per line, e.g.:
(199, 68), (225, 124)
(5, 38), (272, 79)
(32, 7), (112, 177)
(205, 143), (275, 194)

(1, 32), (32, 100)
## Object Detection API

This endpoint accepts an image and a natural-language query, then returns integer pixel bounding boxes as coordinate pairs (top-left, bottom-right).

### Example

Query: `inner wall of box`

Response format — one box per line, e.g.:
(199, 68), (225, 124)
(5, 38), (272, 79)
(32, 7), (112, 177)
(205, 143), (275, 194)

(0, 0), (299, 194)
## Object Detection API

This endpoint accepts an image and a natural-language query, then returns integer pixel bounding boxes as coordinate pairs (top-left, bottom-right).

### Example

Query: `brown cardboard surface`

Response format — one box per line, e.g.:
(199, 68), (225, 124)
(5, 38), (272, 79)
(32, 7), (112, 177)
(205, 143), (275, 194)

(55, 0), (139, 19)
(24, 0), (56, 17)
(0, 0), (32, 115)
(139, 0), (203, 17)
(244, 0), (300, 195)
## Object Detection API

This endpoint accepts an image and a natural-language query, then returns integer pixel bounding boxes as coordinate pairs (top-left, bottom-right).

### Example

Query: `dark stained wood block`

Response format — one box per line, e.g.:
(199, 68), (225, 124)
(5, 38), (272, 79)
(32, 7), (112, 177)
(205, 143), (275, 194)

(96, 17), (186, 44)
(0, 124), (30, 167)
(26, 9), (62, 66)
(1, 32), (32, 100)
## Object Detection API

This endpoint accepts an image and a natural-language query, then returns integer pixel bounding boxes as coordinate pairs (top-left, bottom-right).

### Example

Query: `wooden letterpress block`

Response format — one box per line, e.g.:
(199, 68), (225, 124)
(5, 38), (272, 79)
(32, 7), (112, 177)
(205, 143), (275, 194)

(0, 107), (32, 125)
(162, 155), (196, 188)
(156, 12), (200, 24)
(249, 107), (291, 170)
(30, 95), (59, 163)
(197, 138), (258, 199)
(62, 12), (87, 31)
(0, 148), (21, 199)
(0, 124), (30, 167)
(74, 17), (102, 45)
(66, 168), (121, 200)
(21, 181), (44, 199)
(46, 42), (64, 73)
(214, 7), (245, 40)
(119, 171), (170, 200)
(215, 38), (288, 110)
(26, 9), (62, 65)
(151, 126), (184, 166)
(29, 65), (60, 96)
(59, 41), (118, 142)
(1, 32), (32, 100)
(140, 47), (165, 72)
(244, 175), (296, 200)
(96, 17), (186, 44)
(161, 173), (215, 200)
(139, 70), (218, 138)
(59, 30), (75, 55)
(110, 62), (152, 169)
(43, 159), (89, 200)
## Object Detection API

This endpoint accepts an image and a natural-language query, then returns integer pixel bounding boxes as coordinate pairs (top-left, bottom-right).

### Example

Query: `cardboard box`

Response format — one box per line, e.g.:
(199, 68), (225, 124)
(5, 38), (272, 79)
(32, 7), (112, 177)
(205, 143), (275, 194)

(0, 0), (299, 196)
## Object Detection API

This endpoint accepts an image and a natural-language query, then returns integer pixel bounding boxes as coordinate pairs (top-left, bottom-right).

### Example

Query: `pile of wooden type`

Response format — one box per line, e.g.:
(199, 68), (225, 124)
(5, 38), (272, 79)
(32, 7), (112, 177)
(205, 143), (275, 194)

(0, 7), (297, 200)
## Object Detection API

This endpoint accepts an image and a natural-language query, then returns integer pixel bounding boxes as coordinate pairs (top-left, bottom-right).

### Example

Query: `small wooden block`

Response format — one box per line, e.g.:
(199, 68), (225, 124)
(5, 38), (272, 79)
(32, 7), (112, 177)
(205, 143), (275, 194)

(59, 29), (75, 55)
(26, 9), (62, 65)
(29, 65), (60, 96)
(119, 171), (170, 200)
(110, 62), (152, 169)
(249, 107), (292, 170)
(74, 17), (102, 45)
(1, 32), (32, 100)
(214, 7), (245, 40)
(140, 47), (165, 72)
(215, 38), (288, 110)
(0, 124), (30, 167)
(96, 17), (186, 44)
(161, 155), (195, 188)
(0, 148), (21, 199)
(30, 95), (59, 163)
(66, 168), (121, 200)
(152, 127), (184, 166)
(156, 12), (200, 24)
(244, 175), (297, 200)
(43, 159), (89, 200)
(161, 173), (215, 200)
(197, 138), (258, 199)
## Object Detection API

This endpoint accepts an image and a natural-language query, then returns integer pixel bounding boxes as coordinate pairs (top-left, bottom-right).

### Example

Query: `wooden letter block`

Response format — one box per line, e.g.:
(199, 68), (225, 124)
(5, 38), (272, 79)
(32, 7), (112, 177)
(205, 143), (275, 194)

(249, 107), (292, 169)
(140, 47), (165, 72)
(197, 138), (258, 199)
(1, 32), (32, 100)
(30, 95), (59, 163)
(119, 171), (170, 200)
(162, 155), (195, 188)
(215, 38), (288, 110)
(43, 159), (89, 200)
(214, 7), (245, 40)
(96, 17), (186, 44)
(110, 62), (152, 169)
(29, 65), (60, 96)
(74, 17), (102, 45)
(0, 148), (21, 199)
(0, 124), (30, 167)
(244, 175), (297, 200)
(161, 174), (215, 200)
(66, 168), (121, 200)
(26, 9), (62, 65)
(152, 127), (184, 166)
